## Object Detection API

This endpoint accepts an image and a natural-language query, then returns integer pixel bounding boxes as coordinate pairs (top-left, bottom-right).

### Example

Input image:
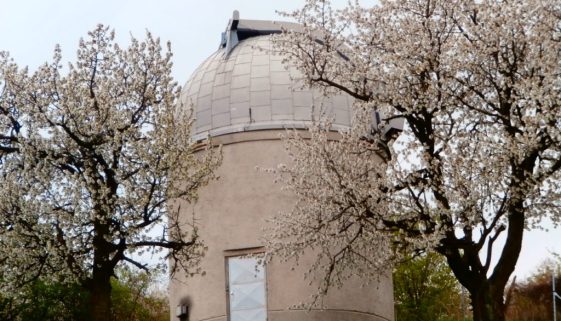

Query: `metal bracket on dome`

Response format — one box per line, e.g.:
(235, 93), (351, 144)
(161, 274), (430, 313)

(220, 10), (240, 55)
(371, 111), (404, 141)
(382, 116), (405, 139)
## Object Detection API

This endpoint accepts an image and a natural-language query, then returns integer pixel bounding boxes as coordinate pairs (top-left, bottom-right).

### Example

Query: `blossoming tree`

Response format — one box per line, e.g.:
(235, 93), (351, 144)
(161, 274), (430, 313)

(268, 1), (561, 321)
(0, 25), (221, 321)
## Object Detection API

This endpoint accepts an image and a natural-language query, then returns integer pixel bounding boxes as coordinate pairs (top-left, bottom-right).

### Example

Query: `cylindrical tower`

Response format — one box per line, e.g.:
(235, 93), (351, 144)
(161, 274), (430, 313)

(170, 13), (394, 321)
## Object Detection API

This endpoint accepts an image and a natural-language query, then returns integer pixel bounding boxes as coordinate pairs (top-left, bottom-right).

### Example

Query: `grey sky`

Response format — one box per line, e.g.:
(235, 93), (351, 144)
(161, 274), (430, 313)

(1, 0), (327, 84)
(1, 0), (559, 279)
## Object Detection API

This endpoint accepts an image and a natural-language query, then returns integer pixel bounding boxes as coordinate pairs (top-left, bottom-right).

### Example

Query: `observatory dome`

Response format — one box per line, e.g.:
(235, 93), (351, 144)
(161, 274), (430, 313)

(170, 14), (396, 321)
(180, 20), (353, 141)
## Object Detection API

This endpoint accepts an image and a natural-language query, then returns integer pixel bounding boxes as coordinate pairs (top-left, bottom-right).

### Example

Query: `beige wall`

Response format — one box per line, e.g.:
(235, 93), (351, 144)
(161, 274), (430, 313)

(169, 131), (394, 321)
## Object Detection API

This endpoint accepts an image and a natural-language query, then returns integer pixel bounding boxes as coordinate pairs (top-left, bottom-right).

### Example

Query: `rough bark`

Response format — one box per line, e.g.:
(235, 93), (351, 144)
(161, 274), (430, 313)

(86, 214), (117, 321)
(441, 204), (525, 321)
(471, 282), (506, 321)
(88, 272), (112, 321)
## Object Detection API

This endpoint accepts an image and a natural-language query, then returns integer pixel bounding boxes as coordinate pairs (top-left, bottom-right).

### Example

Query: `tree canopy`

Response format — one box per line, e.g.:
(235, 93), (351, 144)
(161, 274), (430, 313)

(0, 25), (220, 321)
(507, 257), (561, 321)
(267, 1), (561, 321)
(394, 252), (468, 321)
(0, 268), (169, 321)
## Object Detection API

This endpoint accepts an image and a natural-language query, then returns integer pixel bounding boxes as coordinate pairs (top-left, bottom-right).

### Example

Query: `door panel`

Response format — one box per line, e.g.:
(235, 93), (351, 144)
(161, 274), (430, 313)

(228, 256), (267, 321)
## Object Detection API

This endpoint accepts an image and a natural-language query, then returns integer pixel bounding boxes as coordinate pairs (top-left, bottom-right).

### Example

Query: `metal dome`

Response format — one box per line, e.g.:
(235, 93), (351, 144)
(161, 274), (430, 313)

(180, 16), (353, 141)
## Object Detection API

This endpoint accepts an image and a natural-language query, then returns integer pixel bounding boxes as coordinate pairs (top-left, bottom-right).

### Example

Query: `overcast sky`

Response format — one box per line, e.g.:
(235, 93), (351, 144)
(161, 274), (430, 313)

(0, 0), (355, 85)
(1, 0), (559, 279)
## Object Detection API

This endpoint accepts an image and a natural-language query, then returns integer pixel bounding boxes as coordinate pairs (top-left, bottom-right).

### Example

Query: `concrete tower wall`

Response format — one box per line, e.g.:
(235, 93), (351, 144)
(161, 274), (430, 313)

(169, 131), (394, 321)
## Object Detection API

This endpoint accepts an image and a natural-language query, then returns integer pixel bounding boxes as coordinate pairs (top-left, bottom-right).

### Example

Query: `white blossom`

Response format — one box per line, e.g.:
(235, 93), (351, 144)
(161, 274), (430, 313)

(0, 25), (221, 320)
(268, 1), (561, 320)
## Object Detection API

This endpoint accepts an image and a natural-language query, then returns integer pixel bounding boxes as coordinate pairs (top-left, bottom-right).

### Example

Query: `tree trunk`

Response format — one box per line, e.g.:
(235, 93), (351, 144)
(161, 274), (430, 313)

(471, 283), (506, 321)
(88, 209), (116, 321)
(88, 270), (112, 321)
